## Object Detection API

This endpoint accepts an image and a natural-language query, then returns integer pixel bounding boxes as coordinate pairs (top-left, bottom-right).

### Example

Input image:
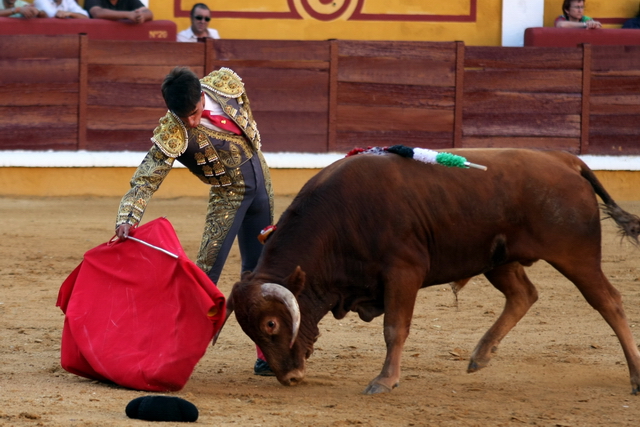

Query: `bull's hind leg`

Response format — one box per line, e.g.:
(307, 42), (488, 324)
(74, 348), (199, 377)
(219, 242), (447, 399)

(551, 261), (640, 394)
(468, 262), (538, 372)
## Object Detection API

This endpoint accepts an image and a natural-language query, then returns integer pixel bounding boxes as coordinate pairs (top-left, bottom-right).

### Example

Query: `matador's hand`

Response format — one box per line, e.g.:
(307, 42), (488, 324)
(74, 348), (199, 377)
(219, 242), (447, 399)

(116, 224), (132, 241)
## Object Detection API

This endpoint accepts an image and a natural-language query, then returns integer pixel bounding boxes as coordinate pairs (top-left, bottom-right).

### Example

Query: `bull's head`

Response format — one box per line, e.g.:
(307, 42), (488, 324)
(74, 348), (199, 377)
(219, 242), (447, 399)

(220, 266), (316, 386)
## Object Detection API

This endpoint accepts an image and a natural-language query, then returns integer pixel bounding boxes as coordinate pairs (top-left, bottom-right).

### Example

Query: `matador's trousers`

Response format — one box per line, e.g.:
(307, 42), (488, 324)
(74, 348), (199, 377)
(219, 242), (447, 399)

(196, 154), (272, 284)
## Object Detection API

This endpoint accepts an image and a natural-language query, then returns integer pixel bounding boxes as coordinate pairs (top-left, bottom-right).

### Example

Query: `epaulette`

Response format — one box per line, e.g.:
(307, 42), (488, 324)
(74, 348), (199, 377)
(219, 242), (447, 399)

(201, 67), (245, 98)
(151, 111), (188, 158)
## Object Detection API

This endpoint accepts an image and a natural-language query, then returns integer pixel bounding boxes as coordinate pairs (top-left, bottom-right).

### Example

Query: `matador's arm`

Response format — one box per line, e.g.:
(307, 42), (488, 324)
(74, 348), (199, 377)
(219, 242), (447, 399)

(115, 145), (174, 229)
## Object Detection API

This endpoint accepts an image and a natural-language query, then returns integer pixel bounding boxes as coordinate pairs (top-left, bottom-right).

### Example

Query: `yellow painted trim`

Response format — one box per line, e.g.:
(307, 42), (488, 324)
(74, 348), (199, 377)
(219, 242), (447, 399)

(0, 168), (320, 198)
(0, 167), (638, 201)
(594, 171), (640, 202)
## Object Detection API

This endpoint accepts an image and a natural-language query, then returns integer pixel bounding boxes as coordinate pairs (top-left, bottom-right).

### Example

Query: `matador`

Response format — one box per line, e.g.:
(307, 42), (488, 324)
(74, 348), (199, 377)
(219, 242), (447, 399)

(115, 67), (274, 286)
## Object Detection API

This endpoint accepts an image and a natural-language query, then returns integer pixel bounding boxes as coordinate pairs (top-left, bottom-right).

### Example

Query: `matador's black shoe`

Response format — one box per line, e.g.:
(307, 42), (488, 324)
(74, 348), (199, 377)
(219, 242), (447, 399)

(254, 358), (276, 376)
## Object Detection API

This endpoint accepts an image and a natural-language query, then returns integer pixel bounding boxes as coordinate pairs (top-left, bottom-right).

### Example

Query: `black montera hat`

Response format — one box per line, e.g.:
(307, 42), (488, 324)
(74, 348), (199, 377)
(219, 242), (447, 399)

(125, 395), (199, 422)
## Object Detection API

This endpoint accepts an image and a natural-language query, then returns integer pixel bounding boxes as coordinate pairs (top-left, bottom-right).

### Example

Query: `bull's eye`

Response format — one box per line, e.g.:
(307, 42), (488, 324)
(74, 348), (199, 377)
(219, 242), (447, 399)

(263, 318), (279, 336)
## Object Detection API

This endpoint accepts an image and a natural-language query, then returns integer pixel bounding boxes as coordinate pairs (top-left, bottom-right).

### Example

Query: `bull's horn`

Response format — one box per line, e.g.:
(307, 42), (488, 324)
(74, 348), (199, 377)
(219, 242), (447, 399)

(261, 283), (300, 348)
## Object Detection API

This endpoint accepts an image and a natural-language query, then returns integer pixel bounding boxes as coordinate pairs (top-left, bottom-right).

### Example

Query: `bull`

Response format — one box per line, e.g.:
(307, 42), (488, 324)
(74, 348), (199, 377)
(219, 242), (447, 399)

(221, 148), (640, 395)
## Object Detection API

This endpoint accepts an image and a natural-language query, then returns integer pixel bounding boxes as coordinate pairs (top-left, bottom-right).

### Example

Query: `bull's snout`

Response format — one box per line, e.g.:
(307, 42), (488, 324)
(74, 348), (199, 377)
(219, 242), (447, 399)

(278, 369), (305, 386)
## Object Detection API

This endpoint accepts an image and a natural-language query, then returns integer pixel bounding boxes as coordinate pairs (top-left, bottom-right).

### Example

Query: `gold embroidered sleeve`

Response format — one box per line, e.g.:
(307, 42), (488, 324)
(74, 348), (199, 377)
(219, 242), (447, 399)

(115, 146), (174, 228)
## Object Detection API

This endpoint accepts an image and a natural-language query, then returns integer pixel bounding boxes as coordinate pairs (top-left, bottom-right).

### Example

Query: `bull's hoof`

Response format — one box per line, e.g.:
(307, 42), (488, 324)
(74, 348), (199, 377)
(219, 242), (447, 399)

(467, 359), (488, 373)
(632, 386), (640, 395)
(362, 381), (397, 395)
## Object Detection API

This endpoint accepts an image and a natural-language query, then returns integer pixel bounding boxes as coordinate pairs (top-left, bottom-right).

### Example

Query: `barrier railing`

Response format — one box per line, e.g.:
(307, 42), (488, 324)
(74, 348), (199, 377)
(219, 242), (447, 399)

(1, 35), (639, 155)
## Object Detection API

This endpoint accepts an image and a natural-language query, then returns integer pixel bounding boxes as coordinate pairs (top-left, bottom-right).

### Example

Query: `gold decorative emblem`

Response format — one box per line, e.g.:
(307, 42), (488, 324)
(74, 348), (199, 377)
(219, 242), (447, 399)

(223, 105), (238, 118)
(235, 115), (248, 128)
(204, 146), (217, 162)
(195, 152), (206, 165)
(197, 132), (209, 148)
(245, 126), (255, 139)
(151, 111), (188, 158)
(201, 68), (245, 98)
(133, 198), (147, 212)
(213, 161), (225, 176)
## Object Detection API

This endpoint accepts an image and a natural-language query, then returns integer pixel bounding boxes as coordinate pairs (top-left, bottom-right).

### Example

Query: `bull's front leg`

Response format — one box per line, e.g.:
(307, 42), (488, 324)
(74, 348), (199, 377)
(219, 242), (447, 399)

(363, 275), (420, 395)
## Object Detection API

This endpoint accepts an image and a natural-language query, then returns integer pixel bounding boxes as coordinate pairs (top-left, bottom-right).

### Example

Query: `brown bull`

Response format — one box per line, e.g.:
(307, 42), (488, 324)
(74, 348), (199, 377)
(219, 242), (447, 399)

(222, 148), (640, 394)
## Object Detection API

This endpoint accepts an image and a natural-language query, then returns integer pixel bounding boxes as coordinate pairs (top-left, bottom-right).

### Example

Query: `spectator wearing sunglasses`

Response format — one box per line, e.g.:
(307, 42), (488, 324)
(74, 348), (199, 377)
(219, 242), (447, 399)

(177, 3), (220, 42)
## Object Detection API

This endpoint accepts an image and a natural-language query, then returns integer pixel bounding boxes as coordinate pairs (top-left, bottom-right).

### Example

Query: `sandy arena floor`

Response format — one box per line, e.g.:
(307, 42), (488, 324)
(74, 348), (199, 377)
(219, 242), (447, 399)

(1, 195), (640, 426)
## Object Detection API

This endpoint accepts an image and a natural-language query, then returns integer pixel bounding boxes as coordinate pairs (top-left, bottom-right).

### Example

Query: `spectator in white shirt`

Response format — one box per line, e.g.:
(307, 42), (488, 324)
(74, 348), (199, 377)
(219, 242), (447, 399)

(34, 0), (88, 18)
(177, 3), (219, 42)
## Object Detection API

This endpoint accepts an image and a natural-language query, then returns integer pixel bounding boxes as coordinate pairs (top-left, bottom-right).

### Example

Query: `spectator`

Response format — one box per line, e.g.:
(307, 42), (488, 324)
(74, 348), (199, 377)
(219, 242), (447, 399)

(34, 0), (88, 18)
(177, 3), (219, 42)
(1, 0), (46, 17)
(84, 0), (152, 23)
(622, 4), (640, 29)
(555, 0), (601, 29)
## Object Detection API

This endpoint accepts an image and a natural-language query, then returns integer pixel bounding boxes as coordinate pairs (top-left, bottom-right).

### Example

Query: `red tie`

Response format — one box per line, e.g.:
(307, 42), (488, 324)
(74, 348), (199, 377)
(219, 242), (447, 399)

(201, 110), (243, 135)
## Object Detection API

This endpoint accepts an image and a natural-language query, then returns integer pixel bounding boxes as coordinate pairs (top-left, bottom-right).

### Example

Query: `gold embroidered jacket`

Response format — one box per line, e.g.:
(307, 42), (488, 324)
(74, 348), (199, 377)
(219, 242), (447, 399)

(116, 67), (271, 228)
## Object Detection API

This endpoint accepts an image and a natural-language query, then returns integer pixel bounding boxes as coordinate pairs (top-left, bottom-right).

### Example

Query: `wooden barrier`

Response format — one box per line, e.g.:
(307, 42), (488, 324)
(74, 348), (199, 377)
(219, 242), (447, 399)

(85, 39), (204, 150)
(1, 35), (81, 150)
(462, 45), (585, 153)
(333, 40), (458, 152)
(210, 39), (331, 153)
(0, 18), (176, 41)
(1, 35), (640, 155)
(524, 27), (640, 48)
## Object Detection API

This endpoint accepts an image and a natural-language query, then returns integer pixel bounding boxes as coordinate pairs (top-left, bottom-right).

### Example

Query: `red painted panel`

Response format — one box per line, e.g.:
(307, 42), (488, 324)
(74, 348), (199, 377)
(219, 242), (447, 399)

(0, 18), (175, 41)
(524, 28), (640, 48)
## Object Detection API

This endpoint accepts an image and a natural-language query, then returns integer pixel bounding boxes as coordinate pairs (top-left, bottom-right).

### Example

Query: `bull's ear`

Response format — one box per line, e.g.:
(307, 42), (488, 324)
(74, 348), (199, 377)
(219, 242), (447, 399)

(286, 266), (306, 297)
(240, 270), (253, 281)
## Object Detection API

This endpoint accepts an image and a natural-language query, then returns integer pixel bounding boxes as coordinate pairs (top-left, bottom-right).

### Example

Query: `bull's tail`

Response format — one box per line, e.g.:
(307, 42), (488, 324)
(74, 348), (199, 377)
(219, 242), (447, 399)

(580, 164), (640, 244)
